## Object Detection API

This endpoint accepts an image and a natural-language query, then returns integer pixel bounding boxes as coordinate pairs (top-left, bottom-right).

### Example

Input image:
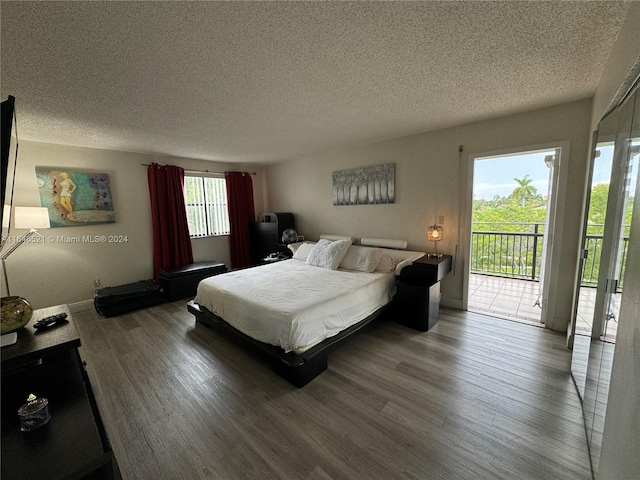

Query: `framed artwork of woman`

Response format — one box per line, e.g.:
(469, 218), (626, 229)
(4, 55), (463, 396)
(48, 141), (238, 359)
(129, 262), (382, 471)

(35, 167), (115, 227)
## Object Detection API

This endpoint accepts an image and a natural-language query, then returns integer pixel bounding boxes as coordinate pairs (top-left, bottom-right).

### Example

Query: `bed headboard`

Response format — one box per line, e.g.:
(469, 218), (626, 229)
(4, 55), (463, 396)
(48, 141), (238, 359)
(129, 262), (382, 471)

(319, 234), (356, 243)
(319, 235), (409, 250)
(360, 237), (408, 250)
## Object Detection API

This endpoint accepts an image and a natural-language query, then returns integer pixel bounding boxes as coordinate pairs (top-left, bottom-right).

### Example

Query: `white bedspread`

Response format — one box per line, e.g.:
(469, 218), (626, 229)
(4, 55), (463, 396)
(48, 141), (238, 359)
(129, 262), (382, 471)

(194, 259), (396, 353)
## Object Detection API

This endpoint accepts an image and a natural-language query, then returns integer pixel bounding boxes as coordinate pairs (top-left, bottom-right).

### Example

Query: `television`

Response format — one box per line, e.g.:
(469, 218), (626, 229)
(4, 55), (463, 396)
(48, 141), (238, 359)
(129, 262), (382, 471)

(1, 95), (18, 247)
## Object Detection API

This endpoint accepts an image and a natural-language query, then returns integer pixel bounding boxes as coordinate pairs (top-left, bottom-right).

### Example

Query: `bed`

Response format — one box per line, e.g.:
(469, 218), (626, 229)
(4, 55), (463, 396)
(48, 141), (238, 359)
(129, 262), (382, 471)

(188, 236), (425, 386)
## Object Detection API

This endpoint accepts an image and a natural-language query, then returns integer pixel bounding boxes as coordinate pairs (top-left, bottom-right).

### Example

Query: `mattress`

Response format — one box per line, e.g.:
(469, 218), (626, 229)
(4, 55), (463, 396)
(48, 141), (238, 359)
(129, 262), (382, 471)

(194, 259), (397, 353)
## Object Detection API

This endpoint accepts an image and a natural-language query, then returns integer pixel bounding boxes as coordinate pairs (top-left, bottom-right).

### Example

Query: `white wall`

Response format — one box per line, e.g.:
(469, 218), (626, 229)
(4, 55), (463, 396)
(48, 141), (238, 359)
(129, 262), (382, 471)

(264, 99), (592, 331)
(3, 140), (264, 309)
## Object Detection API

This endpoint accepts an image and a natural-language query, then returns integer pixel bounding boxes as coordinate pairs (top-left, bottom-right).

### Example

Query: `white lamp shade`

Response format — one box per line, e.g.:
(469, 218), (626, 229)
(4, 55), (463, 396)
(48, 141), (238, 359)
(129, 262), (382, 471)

(14, 207), (51, 229)
(2, 205), (10, 228)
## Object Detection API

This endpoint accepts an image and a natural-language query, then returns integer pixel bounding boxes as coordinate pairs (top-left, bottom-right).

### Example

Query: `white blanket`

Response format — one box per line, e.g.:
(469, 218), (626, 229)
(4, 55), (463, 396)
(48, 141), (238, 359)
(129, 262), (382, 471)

(194, 259), (397, 353)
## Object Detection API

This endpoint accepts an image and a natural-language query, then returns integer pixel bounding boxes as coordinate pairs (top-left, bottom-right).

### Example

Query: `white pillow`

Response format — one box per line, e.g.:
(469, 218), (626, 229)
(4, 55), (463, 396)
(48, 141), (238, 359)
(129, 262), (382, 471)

(288, 242), (302, 254)
(339, 246), (384, 273)
(375, 253), (402, 273)
(288, 241), (314, 255)
(306, 239), (352, 270)
(374, 250), (427, 274)
(292, 242), (316, 260)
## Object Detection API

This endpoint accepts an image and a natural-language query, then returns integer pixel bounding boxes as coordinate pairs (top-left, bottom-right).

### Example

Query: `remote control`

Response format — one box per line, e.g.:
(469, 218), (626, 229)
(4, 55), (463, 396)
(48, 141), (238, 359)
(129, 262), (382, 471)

(33, 313), (68, 329)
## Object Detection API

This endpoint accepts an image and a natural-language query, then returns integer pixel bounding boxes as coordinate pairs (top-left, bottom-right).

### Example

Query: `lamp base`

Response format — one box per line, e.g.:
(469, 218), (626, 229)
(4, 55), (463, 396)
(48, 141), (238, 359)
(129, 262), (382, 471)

(1, 296), (33, 334)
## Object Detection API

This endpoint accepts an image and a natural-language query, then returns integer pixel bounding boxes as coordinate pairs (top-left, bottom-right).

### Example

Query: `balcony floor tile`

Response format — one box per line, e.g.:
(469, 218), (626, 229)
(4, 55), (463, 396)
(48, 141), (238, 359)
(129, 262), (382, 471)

(468, 275), (619, 339)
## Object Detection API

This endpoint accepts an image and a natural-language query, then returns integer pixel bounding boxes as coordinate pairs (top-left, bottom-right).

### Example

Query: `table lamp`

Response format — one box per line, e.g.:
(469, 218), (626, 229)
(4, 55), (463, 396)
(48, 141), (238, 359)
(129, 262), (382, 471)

(1, 206), (51, 296)
(427, 224), (443, 258)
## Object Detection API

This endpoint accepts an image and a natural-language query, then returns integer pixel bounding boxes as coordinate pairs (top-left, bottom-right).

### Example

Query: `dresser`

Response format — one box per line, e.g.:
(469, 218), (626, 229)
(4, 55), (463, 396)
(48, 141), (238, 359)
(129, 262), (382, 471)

(395, 255), (452, 331)
(249, 212), (295, 265)
(1, 305), (120, 480)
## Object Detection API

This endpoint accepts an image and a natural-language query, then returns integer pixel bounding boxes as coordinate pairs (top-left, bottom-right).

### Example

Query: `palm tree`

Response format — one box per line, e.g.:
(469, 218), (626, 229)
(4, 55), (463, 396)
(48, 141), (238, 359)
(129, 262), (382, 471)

(511, 175), (537, 207)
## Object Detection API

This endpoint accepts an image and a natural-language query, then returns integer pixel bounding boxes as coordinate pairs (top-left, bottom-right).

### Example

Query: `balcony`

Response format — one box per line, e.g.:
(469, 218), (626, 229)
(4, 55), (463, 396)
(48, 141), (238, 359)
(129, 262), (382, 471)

(468, 273), (542, 322)
(469, 223), (626, 339)
(471, 222), (627, 287)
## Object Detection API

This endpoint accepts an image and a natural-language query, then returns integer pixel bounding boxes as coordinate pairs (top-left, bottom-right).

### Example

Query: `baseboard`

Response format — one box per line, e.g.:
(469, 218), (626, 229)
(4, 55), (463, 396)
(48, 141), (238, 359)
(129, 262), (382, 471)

(69, 299), (94, 314)
(441, 295), (463, 310)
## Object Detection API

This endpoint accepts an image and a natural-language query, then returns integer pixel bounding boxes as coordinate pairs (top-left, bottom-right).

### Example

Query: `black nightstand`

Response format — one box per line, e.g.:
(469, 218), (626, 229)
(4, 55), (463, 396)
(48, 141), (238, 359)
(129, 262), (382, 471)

(395, 255), (452, 331)
(1, 305), (120, 480)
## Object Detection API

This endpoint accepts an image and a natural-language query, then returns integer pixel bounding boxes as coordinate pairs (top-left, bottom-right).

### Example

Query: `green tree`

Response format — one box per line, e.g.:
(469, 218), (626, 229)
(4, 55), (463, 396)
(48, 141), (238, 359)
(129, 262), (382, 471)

(510, 175), (538, 207)
(586, 183), (609, 235)
(472, 193), (547, 279)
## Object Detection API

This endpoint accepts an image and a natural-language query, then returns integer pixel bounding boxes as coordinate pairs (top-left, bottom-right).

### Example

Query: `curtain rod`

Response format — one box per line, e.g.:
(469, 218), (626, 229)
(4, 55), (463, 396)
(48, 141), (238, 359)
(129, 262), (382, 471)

(141, 164), (256, 175)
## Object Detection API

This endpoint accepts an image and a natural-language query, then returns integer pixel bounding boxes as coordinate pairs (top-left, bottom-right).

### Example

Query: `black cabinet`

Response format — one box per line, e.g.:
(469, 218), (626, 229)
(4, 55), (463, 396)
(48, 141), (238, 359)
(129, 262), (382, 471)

(1, 305), (120, 480)
(395, 255), (452, 331)
(249, 212), (295, 265)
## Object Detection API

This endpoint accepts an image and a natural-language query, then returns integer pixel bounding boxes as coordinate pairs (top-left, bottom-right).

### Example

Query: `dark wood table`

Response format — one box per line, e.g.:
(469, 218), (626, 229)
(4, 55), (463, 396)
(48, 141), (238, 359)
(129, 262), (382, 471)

(395, 255), (452, 331)
(1, 305), (119, 480)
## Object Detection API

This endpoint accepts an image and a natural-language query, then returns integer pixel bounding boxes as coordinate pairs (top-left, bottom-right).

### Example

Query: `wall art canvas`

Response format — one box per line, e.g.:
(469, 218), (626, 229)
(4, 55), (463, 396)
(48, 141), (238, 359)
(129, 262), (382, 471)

(35, 167), (115, 227)
(332, 163), (395, 205)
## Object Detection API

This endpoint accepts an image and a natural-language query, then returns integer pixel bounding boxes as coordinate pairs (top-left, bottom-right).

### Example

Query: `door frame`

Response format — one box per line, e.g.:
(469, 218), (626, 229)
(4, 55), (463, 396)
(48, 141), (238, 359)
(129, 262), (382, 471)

(460, 140), (571, 329)
(567, 131), (599, 347)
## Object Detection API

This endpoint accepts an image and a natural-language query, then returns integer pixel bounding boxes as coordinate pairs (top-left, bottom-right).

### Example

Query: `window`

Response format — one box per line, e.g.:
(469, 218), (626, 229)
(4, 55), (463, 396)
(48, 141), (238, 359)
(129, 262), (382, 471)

(184, 175), (230, 237)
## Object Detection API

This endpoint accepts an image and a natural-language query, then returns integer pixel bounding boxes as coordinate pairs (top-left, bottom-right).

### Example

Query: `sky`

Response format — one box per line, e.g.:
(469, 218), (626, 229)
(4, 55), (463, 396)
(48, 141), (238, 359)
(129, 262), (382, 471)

(473, 150), (556, 200)
(473, 148), (616, 200)
(593, 144), (614, 187)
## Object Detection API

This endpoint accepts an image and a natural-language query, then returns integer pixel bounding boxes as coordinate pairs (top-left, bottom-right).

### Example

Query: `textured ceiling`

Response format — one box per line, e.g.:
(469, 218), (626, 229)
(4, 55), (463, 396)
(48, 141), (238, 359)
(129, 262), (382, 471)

(0, 1), (631, 164)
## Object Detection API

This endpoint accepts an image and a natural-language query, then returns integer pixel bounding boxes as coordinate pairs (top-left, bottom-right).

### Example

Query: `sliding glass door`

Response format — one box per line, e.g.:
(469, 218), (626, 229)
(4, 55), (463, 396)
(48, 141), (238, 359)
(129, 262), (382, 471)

(591, 99), (638, 342)
(572, 79), (639, 474)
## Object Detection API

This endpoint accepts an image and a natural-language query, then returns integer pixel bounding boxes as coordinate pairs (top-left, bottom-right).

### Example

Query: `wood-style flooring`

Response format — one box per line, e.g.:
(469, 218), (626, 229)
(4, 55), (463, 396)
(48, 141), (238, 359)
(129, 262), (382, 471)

(73, 302), (592, 480)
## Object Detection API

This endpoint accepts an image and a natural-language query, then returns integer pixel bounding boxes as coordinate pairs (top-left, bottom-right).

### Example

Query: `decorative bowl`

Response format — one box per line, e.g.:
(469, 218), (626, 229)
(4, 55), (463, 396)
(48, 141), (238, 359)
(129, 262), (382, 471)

(1, 296), (33, 334)
(18, 394), (51, 432)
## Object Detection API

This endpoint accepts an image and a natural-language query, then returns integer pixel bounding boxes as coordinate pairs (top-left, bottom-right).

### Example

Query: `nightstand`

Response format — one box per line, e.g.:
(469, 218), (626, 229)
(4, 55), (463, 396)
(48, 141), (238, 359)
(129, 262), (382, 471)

(395, 255), (452, 331)
(1, 305), (120, 480)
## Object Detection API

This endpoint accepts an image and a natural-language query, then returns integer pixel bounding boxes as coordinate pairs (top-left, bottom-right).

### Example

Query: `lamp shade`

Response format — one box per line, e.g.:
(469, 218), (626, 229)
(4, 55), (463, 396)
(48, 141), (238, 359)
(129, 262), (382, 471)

(14, 207), (51, 229)
(2, 205), (10, 229)
(427, 225), (443, 242)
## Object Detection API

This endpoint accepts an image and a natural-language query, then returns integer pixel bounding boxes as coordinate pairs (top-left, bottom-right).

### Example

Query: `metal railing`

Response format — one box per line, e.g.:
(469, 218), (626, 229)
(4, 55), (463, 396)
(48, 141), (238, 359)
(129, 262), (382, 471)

(470, 222), (628, 292)
(580, 234), (629, 290)
(471, 223), (544, 280)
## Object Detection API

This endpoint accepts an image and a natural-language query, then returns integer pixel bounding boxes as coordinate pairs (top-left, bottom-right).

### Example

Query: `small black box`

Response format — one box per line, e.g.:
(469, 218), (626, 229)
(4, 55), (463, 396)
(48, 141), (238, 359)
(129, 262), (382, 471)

(159, 261), (227, 301)
(94, 280), (163, 317)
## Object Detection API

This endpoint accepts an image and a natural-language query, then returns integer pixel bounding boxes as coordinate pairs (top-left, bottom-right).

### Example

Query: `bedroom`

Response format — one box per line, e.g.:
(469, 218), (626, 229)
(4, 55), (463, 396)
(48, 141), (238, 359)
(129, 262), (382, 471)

(1, 2), (639, 479)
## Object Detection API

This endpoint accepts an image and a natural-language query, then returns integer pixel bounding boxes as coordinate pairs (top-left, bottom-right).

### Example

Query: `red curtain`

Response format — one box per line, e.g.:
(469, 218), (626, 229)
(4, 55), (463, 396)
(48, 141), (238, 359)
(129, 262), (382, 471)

(226, 171), (255, 269)
(147, 163), (193, 282)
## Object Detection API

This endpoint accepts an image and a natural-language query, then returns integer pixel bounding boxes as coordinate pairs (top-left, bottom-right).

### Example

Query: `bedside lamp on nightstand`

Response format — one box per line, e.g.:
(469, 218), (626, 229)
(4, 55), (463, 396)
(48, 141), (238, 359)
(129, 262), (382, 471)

(427, 224), (443, 258)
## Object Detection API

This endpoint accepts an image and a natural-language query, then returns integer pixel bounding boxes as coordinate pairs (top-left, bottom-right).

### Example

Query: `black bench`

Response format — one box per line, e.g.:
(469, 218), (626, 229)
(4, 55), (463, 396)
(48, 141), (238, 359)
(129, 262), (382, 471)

(159, 261), (227, 301)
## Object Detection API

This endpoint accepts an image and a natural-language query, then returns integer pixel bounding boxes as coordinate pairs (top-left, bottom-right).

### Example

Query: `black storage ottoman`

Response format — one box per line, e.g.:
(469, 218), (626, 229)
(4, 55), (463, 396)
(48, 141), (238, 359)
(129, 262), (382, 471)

(94, 280), (163, 317)
(159, 261), (227, 301)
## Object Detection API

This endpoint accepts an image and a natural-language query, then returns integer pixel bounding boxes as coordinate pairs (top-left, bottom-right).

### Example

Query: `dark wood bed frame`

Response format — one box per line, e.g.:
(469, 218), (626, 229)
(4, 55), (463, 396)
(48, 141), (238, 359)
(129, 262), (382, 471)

(187, 300), (389, 387)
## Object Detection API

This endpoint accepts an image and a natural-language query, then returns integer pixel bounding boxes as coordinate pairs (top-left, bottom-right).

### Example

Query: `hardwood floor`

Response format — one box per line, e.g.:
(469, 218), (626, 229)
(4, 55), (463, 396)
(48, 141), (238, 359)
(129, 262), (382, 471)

(74, 302), (592, 480)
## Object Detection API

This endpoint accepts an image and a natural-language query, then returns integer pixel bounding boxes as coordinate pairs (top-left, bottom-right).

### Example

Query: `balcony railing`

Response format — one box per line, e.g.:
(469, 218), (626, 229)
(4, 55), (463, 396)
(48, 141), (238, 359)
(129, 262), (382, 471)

(581, 234), (629, 290)
(471, 222), (627, 292)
